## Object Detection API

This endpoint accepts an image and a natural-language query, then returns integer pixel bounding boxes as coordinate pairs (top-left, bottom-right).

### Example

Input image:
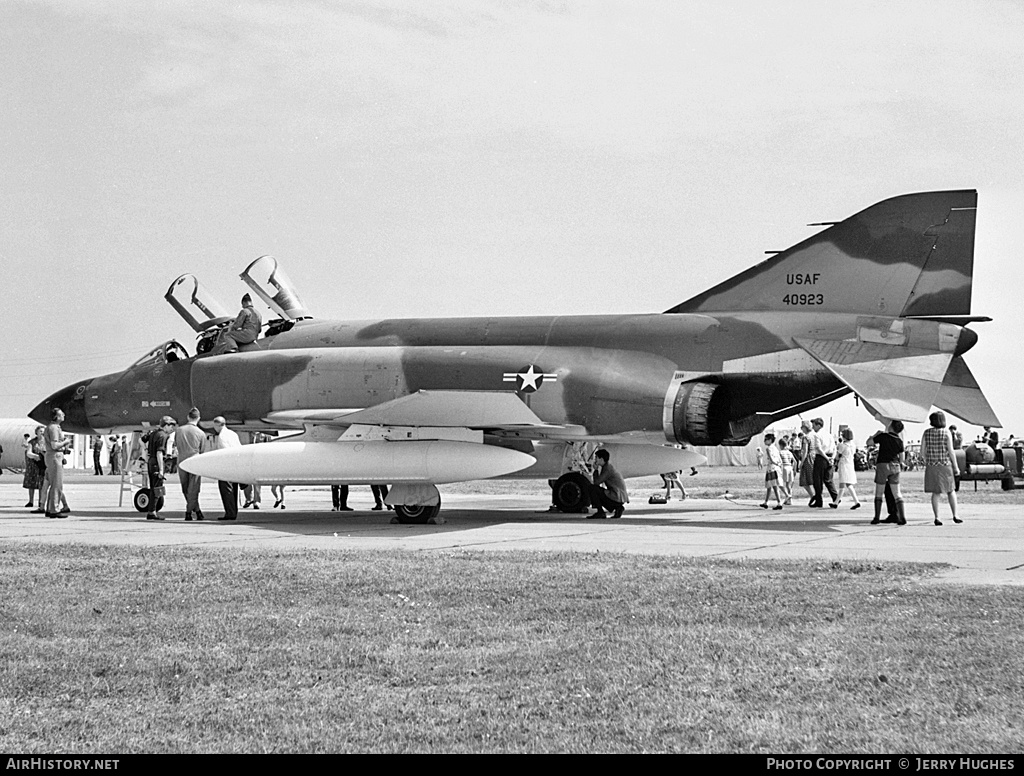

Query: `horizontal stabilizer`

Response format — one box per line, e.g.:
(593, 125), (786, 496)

(796, 338), (953, 422)
(269, 390), (550, 430)
(933, 356), (1001, 427)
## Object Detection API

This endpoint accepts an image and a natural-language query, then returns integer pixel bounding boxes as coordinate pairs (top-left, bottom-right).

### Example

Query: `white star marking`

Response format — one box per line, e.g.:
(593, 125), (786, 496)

(502, 364), (558, 393)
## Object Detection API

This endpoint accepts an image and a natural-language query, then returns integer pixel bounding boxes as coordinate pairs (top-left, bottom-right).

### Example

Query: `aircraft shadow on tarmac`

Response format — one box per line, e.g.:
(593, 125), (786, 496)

(70, 504), (872, 537)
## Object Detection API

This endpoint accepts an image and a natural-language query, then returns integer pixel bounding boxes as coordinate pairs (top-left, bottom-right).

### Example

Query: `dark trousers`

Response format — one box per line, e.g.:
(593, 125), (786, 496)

(147, 470), (165, 514)
(331, 485), (349, 509)
(590, 485), (623, 513)
(93, 452), (102, 475)
(812, 454), (838, 504)
(218, 480), (239, 520)
(179, 469), (202, 516)
(371, 484), (388, 506)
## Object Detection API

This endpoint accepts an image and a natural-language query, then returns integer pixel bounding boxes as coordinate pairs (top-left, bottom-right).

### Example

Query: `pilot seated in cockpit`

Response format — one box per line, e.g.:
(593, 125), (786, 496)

(213, 294), (262, 355)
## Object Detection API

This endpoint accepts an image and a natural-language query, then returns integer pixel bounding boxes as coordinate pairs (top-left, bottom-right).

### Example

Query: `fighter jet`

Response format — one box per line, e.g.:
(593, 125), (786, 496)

(31, 189), (999, 522)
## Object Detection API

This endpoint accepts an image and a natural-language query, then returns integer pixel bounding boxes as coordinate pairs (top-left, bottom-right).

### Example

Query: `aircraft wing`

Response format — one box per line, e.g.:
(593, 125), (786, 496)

(188, 390), (550, 489)
(264, 390), (553, 430)
(794, 338), (954, 423)
(933, 356), (1001, 427)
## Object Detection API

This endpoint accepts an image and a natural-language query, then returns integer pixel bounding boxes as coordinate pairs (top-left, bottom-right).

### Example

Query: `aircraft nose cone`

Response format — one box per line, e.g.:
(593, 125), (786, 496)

(28, 399), (48, 427)
(30, 380), (94, 433)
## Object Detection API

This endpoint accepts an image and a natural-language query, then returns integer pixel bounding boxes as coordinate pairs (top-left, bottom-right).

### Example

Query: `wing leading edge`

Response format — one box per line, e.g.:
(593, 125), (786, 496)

(263, 389), (552, 430)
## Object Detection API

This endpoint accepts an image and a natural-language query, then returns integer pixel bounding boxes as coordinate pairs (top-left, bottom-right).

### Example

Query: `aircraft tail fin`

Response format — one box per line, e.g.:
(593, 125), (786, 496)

(666, 190), (977, 317)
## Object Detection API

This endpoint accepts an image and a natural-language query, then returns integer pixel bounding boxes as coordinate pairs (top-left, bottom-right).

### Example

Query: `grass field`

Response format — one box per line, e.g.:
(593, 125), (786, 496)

(2, 543), (1022, 753)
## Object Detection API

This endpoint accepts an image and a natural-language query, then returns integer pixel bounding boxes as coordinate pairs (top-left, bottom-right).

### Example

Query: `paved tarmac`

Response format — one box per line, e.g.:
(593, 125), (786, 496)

(3, 476), (1022, 586)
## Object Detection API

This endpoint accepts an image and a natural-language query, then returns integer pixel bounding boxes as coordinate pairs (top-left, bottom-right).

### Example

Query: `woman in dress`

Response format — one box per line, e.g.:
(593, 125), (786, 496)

(831, 427), (861, 509)
(659, 470), (687, 501)
(922, 410), (961, 526)
(22, 426), (46, 509)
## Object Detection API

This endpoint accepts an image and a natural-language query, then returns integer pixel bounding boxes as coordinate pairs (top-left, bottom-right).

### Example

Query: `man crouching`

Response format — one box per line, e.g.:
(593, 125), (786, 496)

(588, 449), (629, 519)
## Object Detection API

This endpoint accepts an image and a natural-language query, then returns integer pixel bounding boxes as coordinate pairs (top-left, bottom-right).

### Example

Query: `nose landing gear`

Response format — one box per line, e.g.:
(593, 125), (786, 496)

(133, 488), (164, 513)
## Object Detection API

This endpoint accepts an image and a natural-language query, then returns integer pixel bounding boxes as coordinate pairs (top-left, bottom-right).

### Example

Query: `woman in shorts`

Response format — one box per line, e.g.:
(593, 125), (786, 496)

(871, 420), (906, 525)
(921, 411), (961, 526)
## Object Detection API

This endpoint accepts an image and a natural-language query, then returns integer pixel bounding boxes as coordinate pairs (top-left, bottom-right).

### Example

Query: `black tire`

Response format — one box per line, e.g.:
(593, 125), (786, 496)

(1002, 477), (1014, 491)
(393, 500), (442, 524)
(133, 489), (165, 513)
(552, 472), (591, 513)
(133, 489), (152, 513)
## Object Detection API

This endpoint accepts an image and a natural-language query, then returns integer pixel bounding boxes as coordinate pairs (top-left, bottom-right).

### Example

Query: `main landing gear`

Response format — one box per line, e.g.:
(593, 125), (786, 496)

(392, 501), (443, 524)
(551, 472), (591, 513)
(387, 484), (445, 525)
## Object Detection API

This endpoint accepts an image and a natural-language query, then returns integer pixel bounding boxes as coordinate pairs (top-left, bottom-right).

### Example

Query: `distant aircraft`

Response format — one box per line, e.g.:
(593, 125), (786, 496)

(30, 190), (999, 522)
(0, 419), (38, 472)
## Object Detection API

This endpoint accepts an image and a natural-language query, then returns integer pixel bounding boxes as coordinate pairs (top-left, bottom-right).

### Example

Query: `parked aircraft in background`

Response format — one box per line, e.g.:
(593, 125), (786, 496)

(30, 190), (999, 522)
(0, 419), (38, 472)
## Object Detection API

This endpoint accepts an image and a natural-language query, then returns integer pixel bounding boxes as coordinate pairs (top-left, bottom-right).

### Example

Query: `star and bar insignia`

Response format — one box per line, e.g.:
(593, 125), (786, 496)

(503, 364), (558, 393)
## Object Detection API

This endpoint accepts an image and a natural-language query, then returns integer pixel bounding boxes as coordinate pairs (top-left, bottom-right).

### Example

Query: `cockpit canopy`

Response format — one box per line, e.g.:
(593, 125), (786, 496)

(241, 255), (312, 321)
(129, 341), (190, 370)
(165, 274), (233, 332)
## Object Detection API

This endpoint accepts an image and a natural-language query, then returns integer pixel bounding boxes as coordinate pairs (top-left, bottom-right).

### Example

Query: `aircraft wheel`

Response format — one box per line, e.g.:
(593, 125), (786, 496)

(552, 472), (591, 513)
(393, 502), (442, 524)
(133, 489), (153, 513)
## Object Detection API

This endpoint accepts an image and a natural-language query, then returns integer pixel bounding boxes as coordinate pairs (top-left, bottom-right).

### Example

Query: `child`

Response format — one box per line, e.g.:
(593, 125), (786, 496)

(778, 437), (795, 505)
(760, 433), (785, 510)
(831, 427), (861, 509)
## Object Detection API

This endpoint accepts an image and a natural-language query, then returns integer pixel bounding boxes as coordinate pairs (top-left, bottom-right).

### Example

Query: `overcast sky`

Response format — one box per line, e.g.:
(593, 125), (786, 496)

(2, 0), (1022, 443)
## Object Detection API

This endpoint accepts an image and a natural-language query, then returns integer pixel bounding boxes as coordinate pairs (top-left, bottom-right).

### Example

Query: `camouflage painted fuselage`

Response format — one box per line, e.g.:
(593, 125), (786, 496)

(49, 310), (903, 442)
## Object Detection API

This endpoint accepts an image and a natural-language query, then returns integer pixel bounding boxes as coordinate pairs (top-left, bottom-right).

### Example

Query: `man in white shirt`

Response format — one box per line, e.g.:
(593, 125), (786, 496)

(44, 409), (73, 517)
(810, 417), (839, 508)
(209, 416), (241, 521)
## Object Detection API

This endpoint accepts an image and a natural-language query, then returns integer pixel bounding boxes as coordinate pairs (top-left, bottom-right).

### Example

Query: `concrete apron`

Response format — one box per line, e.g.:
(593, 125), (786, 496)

(1, 481), (1021, 586)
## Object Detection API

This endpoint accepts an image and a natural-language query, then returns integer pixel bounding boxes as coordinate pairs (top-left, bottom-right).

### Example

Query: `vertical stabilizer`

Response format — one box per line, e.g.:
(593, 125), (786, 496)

(666, 190), (977, 317)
